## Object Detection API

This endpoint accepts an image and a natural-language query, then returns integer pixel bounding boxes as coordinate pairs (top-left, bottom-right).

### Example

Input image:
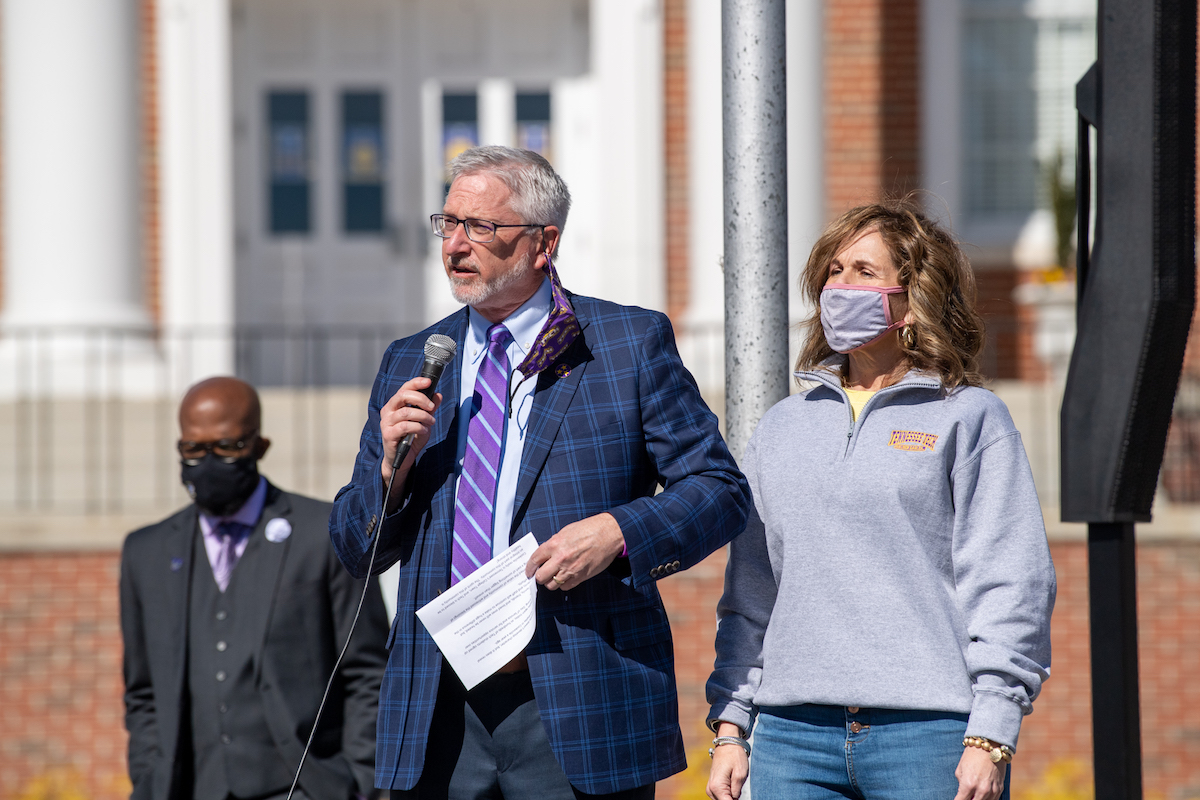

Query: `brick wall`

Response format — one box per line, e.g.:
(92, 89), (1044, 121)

(825, 0), (921, 219)
(4, 541), (1200, 799)
(0, 553), (128, 800)
(663, 0), (689, 325)
(140, 0), (161, 327)
(974, 270), (1022, 380)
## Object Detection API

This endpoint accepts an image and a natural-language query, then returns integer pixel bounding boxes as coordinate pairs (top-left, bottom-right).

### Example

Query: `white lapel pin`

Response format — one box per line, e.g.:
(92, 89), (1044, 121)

(264, 518), (292, 543)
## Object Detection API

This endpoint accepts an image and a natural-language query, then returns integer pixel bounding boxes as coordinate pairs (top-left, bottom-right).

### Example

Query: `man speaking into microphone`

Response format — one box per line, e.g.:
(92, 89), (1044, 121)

(329, 146), (750, 799)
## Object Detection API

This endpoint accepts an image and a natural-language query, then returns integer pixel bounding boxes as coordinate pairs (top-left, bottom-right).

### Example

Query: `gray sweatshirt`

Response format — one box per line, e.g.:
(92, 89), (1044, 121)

(706, 367), (1055, 749)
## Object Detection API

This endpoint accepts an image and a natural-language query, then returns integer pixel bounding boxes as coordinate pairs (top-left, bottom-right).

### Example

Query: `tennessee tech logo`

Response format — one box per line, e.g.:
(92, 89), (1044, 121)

(888, 430), (938, 452)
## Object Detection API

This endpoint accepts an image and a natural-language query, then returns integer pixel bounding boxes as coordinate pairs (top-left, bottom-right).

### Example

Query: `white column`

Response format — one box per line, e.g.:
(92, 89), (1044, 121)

(686, 0), (823, 385)
(689, 0), (824, 330)
(478, 79), (516, 147)
(784, 0), (825, 382)
(786, 0), (823, 327)
(158, 0), (235, 389)
(422, 79), (459, 326)
(565, 0), (663, 311)
(1, 0), (147, 330)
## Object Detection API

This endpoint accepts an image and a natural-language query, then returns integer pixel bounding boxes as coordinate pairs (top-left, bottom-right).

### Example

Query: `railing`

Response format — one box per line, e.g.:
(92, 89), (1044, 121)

(1, 321), (1198, 519)
(0, 326), (410, 515)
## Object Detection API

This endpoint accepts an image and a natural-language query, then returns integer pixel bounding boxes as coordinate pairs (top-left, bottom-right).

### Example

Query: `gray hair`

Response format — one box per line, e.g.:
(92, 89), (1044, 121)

(448, 145), (571, 232)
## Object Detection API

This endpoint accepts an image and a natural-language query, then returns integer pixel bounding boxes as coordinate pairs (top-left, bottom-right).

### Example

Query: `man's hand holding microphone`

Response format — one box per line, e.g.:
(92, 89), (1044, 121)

(379, 335), (456, 511)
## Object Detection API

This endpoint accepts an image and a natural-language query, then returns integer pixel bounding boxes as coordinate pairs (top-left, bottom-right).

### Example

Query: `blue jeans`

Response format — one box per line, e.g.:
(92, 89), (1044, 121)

(750, 705), (1011, 800)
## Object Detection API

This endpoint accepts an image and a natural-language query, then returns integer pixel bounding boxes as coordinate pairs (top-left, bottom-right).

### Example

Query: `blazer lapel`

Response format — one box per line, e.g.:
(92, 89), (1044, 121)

(241, 484), (292, 678)
(511, 320), (592, 539)
(431, 311), (466, 485)
(425, 312), (467, 558)
(170, 506), (200, 710)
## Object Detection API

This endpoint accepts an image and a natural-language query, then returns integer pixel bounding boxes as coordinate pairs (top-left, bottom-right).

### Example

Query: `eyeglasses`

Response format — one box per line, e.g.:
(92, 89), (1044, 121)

(177, 433), (258, 465)
(430, 214), (544, 244)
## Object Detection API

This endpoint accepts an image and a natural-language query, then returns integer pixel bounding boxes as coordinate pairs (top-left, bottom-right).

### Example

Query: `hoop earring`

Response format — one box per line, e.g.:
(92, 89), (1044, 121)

(900, 324), (917, 350)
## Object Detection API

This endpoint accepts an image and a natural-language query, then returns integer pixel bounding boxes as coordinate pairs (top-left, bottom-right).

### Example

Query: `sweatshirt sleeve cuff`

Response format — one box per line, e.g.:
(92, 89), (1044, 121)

(965, 689), (1028, 750)
(707, 703), (757, 738)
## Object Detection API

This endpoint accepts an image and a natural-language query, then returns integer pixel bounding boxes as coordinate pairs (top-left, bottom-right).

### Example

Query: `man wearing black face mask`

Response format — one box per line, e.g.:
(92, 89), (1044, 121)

(119, 376), (389, 800)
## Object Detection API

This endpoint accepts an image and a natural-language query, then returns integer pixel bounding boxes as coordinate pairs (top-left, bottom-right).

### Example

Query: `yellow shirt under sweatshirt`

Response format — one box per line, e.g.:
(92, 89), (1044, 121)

(844, 388), (875, 421)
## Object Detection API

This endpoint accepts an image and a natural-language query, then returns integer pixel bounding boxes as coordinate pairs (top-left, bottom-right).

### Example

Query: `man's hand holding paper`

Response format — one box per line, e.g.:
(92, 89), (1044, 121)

(416, 533), (539, 690)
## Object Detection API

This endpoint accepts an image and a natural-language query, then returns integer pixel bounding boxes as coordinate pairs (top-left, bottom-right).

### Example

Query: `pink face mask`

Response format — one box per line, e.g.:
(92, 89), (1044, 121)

(820, 284), (906, 353)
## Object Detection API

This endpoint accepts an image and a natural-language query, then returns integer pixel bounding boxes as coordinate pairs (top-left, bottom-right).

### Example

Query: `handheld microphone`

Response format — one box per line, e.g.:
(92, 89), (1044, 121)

(392, 334), (457, 470)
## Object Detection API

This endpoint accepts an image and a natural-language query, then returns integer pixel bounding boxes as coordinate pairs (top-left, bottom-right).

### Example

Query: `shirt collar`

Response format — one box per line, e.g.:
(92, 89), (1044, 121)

(466, 277), (553, 369)
(794, 357), (944, 394)
(199, 475), (268, 534)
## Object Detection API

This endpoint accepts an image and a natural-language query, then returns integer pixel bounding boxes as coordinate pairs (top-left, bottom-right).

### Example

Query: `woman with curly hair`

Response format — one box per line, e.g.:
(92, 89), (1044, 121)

(705, 200), (1055, 800)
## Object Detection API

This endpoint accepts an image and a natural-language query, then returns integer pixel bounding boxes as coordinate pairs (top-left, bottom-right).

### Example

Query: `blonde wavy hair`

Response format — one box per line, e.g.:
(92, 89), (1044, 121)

(796, 199), (986, 388)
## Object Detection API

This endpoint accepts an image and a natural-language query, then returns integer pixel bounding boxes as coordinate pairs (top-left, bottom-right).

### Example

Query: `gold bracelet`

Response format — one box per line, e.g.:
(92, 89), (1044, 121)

(963, 736), (1014, 764)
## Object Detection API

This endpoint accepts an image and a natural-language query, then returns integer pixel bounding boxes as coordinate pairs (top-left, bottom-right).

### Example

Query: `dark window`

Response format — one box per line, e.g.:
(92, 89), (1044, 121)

(516, 91), (551, 161)
(443, 92), (479, 195)
(342, 91), (386, 233)
(267, 91), (311, 234)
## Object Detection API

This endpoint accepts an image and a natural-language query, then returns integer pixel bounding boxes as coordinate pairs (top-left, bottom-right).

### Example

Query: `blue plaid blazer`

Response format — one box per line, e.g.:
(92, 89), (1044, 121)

(329, 294), (751, 794)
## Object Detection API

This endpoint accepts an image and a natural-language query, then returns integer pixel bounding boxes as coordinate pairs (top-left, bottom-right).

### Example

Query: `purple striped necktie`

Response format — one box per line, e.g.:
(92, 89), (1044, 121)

(212, 521), (251, 592)
(451, 323), (513, 585)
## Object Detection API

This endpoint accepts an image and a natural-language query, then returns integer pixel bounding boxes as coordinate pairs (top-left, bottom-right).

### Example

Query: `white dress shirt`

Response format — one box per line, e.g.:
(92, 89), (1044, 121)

(454, 278), (552, 559)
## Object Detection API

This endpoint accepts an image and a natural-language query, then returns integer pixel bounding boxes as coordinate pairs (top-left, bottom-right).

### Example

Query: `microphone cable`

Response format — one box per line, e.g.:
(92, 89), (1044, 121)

(286, 334), (456, 800)
(285, 467), (395, 800)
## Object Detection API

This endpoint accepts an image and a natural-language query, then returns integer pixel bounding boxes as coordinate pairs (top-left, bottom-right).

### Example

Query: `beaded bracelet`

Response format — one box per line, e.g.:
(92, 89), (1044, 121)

(963, 736), (1015, 764)
(708, 736), (752, 759)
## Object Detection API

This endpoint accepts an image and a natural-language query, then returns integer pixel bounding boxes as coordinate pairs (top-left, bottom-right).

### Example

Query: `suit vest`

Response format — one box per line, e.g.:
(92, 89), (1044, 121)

(188, 531), (292, 800)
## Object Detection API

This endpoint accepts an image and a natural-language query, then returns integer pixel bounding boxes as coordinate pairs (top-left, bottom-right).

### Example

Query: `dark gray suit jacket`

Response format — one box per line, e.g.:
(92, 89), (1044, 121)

(120, 482), (389, 800)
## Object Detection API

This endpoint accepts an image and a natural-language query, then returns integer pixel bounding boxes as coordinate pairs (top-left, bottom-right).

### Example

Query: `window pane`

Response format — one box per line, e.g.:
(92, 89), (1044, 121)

(268, 91), (311, 234)
(516, 91), (552, 162)
(342, 90), (385, 233)
(443, 92), (479, 195)
(963, 17), (1038, 215)
(962, 9), (1096, 218)
(1034, 18), (1095, 202)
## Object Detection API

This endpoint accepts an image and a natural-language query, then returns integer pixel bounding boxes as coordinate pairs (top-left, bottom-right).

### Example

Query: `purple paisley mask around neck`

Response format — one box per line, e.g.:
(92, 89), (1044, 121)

(819, 284), (907, 353)
(514, 252), (580, 378)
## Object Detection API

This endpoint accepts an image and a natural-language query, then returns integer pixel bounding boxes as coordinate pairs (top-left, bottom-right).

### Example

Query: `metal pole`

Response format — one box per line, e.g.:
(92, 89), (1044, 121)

(722, 0), (790, 461)
(1088, 521), (1143, 800)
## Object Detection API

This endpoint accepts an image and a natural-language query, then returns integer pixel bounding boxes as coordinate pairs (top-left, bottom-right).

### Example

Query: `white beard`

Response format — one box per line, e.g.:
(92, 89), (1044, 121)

(447, 251), (532, 307)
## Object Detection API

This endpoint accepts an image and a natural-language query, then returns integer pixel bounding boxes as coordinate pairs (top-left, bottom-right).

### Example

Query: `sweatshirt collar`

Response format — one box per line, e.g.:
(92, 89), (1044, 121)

(795, 357), (943, 395)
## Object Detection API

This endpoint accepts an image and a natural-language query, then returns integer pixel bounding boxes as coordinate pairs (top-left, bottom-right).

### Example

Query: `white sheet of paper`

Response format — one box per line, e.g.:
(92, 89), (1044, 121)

(416, 532), (539, 690)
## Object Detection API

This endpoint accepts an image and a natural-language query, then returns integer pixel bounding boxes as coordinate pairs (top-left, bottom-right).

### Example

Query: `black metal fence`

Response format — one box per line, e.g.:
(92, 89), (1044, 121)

(1, 321), (1198, 516)
(0, 326), (411, 515)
